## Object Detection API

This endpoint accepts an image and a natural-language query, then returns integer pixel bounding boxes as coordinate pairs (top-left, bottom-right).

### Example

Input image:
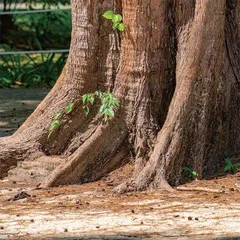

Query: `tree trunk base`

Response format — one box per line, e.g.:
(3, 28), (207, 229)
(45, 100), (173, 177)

(114, 177), (174, 194)
(1, 0), (240, 193)
(6, 156), (64, 185)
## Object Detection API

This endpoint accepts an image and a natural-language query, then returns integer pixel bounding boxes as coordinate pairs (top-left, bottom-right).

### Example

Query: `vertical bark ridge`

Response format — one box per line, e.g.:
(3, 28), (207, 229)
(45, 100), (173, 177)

(133, 0), (228, 190)
(113, 0), (153, 171)
(94, 0), (122, 92)
(113, 0), (177, 175)
(225, 0), (240, 86)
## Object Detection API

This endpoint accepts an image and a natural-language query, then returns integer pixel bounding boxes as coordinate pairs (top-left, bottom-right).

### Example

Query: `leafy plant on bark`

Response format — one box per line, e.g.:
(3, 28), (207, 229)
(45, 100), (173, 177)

(48, 104), (72, 139)
(183, 167), (198, 180)
(102, 11), (125, 31)
(224, 158), (240, 174)
(82, 91), (119, 120)
(48, 91), (119, 138)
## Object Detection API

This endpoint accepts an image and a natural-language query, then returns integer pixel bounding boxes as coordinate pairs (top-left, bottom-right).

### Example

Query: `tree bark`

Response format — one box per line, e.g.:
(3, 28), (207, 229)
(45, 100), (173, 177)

(0, 0), (240, 191)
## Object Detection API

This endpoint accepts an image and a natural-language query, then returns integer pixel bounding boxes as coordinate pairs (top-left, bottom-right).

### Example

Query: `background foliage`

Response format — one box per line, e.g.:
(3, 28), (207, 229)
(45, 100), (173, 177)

(0, 0), (71, 88)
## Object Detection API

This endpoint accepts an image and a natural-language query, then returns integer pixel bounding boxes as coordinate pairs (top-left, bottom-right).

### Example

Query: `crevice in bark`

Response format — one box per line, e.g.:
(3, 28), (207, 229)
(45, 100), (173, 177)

(225, 0), (240, 86)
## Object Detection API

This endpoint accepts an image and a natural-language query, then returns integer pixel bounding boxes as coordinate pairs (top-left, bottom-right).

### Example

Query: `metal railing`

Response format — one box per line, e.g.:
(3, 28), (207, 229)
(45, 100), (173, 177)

(0, 7), (71, 15)
(0, 49), (69, 55)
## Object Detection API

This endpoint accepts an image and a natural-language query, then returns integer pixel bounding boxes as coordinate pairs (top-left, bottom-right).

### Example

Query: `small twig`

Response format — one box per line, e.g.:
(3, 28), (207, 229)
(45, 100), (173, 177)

(7, 191), (31, 201)
(234, 182), (240, 189)
(176, 186), (224, 193)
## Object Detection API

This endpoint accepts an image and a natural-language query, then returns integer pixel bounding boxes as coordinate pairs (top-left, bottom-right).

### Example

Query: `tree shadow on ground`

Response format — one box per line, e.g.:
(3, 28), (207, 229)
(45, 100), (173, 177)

(25, 236), (240, 240)
(217, 238), (240, 240)
(0, 89), (49, 137)
(26, 236), (143, 240)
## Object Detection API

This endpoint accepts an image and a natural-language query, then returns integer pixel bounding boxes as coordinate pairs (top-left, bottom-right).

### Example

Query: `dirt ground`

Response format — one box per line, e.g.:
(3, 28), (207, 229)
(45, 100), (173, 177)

(0, 163), (240, 240)
(1, 89), (240, 239)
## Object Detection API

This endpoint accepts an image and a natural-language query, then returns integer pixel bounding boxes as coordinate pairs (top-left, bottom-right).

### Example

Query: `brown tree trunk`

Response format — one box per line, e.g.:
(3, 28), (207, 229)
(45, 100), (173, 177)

(0, 0), (239, 191)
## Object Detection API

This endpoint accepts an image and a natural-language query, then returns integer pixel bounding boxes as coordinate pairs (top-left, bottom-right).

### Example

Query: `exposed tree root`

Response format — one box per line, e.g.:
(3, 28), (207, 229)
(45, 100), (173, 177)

(114, 174), (174, 194)
(0, 136), (40, 178)
(40, 120), (127, 188)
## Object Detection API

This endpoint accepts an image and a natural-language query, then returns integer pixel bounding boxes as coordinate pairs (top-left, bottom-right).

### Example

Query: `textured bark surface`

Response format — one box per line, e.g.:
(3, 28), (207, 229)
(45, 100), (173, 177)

(0, 0), (240, 190)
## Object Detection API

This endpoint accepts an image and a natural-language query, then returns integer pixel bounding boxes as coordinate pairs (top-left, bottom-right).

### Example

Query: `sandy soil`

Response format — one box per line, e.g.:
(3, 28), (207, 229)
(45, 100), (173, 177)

(0, 166), (240, 240)
(1, 89), (240, 239)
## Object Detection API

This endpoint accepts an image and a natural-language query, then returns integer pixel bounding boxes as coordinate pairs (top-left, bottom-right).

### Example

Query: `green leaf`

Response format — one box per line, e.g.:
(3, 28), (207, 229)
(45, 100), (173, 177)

(192, 171), (197, 176)
(103, 10), (114, 20)
(65, 103), (73, 114)
(84, 106), (89, 116)
(104, 114), (108, 121)
(112, 97), (119, 107)
(99, 104), (106, 115)
(101, 96), (108, 106)
(89, 95), (95, 104)
(49, 120), (61, 131)
(117, 23), (125, 31)
(234, 163), (240, 168)
(55, 110), (63, 119)
(225, 158), (232, 166)
(98, 92), (102, 98)
(106, 107), (114, 117)
(112, 22), (119, 30)
(112, 14), (122, 23)
(48, 131), (53, 139)
(183, 167), (192, 172)
(82, 94), (88, 105)
(116, 14), (123, 22)
(232, 166), (237, 174)
(224, 165), (231, 172)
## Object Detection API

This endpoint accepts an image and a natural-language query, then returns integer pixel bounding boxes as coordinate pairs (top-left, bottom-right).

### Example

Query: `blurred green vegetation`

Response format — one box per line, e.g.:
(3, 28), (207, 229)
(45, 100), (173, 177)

(2, 7), (71, 50)
(0, 0), (71, 88)
(1, 0), (70, 10)
(0, 45), (68, 88)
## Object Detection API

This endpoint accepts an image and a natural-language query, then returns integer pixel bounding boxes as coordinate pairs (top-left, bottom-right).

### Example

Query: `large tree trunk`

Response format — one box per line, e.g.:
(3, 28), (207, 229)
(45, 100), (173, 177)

(0, 0), (240, 191)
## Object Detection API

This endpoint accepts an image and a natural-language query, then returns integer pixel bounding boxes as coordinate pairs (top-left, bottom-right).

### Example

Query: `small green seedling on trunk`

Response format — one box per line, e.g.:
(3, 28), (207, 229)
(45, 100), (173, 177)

(82, 93), (95, 116)
(102, 11), (125, 31)
(48, 103), (74, 139)
(48, 91), (120, 139)
(224, 158), (240, 174)
(82, 91), (119, 121)
(183, 167), (198, 180)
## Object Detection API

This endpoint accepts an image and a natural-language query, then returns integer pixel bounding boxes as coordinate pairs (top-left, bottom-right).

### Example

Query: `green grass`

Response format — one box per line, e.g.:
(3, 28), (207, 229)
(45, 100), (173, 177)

(0, 47), (68, 88)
